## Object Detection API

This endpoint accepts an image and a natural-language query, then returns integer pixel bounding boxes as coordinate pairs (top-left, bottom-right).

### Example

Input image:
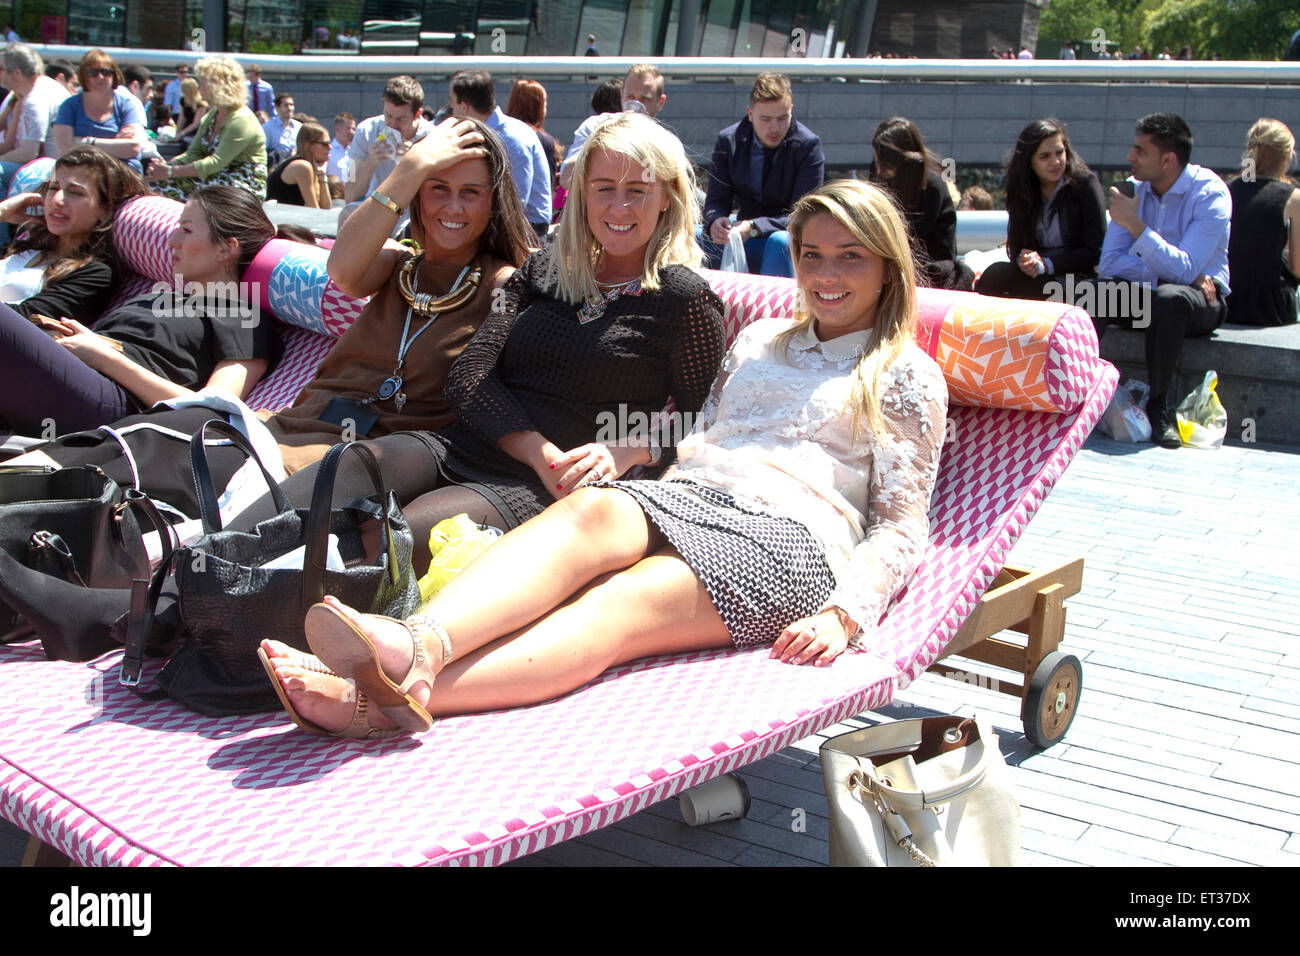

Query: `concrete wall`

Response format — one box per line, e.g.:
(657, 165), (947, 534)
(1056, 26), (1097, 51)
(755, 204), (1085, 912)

(285, 76), (1300, 175)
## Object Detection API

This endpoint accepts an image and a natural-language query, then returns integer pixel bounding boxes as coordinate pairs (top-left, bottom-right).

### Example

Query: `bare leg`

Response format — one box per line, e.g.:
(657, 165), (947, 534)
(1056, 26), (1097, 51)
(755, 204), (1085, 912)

(425, 547), (731, 715)
(426, 486), (666, 653)
(264, 544), (730, 731)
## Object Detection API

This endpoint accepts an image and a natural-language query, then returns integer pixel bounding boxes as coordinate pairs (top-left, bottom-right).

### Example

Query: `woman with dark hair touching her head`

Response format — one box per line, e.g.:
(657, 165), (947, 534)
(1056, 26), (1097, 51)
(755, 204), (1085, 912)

(0, 184), (283, 435)
(869, 116), (971, 290)
(975, 118), (1106, 301)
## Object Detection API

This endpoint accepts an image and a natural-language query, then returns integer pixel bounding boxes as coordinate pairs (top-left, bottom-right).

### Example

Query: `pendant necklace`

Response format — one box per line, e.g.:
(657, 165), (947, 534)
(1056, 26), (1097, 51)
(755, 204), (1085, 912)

(578, 276), (643, 325)
(375, 255), (481, 410)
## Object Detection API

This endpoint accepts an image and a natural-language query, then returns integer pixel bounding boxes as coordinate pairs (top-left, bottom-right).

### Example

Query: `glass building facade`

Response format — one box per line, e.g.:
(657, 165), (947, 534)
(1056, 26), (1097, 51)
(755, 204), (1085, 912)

(0, 0), (886, 57)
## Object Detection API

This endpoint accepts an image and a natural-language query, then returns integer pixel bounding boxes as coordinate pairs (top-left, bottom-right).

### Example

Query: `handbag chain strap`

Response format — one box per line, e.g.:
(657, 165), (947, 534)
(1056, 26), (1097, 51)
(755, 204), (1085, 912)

(848, 770), (938, 868)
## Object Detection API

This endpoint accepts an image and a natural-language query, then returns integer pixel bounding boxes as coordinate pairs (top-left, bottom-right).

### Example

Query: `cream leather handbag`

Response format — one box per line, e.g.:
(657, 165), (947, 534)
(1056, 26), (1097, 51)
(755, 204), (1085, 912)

(819, 715), (1022, 866)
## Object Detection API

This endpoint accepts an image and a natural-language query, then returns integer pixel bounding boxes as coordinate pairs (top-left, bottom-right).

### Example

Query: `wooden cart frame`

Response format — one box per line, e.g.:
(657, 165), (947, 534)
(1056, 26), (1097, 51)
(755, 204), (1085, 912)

(927, 557), (1084, 748)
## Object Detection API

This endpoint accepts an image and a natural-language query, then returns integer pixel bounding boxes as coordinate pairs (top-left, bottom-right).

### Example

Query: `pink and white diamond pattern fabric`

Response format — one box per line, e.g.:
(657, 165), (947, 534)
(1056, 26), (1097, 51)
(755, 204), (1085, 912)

(114, 195), (183, 283)
(0, 264), (1118, 866)
(245, 326), (337, 411)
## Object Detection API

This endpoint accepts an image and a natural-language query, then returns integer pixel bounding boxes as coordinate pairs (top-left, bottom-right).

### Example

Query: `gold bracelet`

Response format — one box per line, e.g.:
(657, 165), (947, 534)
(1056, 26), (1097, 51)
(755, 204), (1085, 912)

(369, 191), (401, 214)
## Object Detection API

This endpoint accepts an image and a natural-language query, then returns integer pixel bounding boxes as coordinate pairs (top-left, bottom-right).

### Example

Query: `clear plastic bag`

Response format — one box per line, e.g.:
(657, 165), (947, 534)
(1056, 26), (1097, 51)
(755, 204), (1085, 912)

(1176, 370), (1228, 449)
(1098, 379), (1151, 443)
(718, 225), (748, 274)
(416, 513), (502, 603)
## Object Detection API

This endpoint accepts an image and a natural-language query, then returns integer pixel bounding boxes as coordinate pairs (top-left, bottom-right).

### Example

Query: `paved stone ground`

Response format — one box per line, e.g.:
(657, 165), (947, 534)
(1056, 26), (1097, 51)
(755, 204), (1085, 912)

(4, 432), (1297, 867)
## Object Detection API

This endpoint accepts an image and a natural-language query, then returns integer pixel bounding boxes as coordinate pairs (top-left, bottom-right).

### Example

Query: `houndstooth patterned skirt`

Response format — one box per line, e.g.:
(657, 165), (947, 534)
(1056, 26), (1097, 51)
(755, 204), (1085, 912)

(608, 479), (836, 648)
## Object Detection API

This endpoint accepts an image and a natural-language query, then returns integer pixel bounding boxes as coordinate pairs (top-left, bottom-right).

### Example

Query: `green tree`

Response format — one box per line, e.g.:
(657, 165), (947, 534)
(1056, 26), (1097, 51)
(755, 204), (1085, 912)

(1040, 0), (1162, 55)
(1040, 0), (1123, 52)
(1143, 0), (1300, 59)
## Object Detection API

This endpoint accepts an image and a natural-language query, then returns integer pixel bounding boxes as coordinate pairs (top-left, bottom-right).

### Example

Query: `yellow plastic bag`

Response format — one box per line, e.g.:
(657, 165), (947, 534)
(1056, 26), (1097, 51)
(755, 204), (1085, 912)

(416, 513), (502, 603)
(1176, 370), (1228, 449)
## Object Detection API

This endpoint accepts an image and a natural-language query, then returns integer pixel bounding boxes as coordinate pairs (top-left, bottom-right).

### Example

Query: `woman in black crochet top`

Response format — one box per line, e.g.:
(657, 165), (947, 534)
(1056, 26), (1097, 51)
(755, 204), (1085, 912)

(229, 111), (725, 562)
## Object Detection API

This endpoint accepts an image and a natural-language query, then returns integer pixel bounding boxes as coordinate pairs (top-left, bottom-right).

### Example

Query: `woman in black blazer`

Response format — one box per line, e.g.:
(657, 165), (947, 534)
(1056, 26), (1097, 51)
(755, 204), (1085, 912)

(975, 119), (1106, 301)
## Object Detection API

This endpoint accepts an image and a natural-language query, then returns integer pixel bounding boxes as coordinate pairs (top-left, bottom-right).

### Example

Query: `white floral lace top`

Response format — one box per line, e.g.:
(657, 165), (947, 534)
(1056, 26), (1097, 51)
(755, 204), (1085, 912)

(670, 317), (948, 639)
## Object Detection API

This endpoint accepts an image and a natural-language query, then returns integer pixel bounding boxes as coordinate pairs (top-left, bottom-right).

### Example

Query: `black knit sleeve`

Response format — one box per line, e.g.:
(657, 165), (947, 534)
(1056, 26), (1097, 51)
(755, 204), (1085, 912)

(651, 272), (726, 466)
(9, 260), (114, 324)
(444, 250), (544, 443)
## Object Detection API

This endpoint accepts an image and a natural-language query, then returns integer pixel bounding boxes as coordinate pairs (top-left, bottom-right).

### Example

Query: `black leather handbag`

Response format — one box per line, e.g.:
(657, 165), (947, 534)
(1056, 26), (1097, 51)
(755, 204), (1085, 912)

(122, 421), (421, 717)
(0, 463), (170, 660)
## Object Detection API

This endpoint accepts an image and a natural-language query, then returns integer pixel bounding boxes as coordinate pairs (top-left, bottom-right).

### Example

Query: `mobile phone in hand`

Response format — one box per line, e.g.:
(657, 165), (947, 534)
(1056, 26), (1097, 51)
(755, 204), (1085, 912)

(1114, 180), (1136, 198)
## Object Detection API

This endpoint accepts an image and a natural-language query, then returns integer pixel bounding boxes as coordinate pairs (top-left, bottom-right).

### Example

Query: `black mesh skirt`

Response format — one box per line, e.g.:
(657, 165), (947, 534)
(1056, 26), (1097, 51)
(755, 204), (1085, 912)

(608, 479), (835, 648)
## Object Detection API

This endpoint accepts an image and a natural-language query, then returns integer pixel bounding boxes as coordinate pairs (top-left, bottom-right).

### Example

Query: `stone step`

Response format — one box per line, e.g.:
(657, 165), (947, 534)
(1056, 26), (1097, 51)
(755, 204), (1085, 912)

(1100, 322), (1300, 447)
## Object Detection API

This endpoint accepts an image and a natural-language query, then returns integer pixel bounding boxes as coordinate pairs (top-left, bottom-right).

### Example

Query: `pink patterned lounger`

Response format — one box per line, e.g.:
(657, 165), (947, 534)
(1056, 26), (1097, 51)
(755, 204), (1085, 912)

(0, 205), (1117, 865)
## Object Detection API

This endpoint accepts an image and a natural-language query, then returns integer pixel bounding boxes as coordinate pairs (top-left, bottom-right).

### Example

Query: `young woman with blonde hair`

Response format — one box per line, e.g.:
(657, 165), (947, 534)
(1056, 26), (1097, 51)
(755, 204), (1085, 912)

(172, 76), (209, 148)
(260, 179), (948, 739)
(1228, 117), (1299, 325)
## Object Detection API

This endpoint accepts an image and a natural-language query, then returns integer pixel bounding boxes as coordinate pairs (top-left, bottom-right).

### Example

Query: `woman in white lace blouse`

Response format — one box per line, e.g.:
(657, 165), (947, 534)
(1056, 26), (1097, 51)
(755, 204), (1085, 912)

(260, 180), (949, 738)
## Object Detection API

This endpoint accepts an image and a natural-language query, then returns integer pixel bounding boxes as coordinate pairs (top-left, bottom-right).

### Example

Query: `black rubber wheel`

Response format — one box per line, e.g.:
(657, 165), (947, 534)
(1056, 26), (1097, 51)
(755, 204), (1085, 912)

(1021, 651), (1082, 749)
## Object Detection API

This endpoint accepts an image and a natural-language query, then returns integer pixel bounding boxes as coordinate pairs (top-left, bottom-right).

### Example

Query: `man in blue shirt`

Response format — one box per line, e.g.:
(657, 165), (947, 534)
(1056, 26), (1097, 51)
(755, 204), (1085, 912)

(262, 94), (301, 167)
(163, 63), (187, 121)
(700, 72), (825, 276)
(1092, 113), (1230, 447)
(449, 69), (551, 237)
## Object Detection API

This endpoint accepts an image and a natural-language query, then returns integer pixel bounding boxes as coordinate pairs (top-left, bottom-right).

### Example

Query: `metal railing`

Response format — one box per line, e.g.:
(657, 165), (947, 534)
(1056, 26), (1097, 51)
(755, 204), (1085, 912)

(28, 48), (1300, 84)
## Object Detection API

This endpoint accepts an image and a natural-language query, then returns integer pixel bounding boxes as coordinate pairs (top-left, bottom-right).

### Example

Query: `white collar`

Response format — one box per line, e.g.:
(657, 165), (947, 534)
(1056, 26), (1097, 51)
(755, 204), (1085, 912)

(789, 321), (872, 362)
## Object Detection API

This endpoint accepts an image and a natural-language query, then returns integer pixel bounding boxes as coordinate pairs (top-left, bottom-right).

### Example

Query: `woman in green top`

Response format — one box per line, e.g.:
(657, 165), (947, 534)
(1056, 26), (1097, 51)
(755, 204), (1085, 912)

(145, 55), (267, 201)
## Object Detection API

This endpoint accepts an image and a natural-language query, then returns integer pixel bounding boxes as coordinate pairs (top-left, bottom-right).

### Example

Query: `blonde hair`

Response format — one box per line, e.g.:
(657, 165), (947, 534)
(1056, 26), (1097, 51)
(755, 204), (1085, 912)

(195, 55), (247, 110)
(544, 112), (700, 306)
(180, 77), (204, 110)
(750, 72), (792, 104)
(777, 179), (918, 439)
(625, 63), (664, 96)
(1243, 118), (1295, 179)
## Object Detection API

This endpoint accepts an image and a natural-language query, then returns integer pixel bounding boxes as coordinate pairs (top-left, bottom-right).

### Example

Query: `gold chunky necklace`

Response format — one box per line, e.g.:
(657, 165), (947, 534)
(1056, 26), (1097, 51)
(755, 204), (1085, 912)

(398, 255), (482, 317)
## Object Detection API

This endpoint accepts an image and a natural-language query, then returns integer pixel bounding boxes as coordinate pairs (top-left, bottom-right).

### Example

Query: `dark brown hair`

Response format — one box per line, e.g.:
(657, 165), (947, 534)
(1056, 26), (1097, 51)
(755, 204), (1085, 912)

(406, 117), (533, 268)
(870, 116), (941, 212)
(185, 185), (280, 276)
(382, 75), (424, 111)
(13, 146), (149, 283)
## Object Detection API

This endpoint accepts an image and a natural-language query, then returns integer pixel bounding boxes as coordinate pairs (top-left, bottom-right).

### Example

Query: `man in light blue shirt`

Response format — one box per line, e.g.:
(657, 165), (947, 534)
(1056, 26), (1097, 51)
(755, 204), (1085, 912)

(450, 69), (551, 236)
(163, 63), (187, 120)
(262, 94), (301, 166)
(1092, 113), (1230, 447)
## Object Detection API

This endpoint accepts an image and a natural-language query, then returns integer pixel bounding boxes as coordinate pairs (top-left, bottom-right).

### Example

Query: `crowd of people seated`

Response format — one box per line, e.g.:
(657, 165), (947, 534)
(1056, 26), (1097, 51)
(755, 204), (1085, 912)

(0, 46), (1294, 737)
